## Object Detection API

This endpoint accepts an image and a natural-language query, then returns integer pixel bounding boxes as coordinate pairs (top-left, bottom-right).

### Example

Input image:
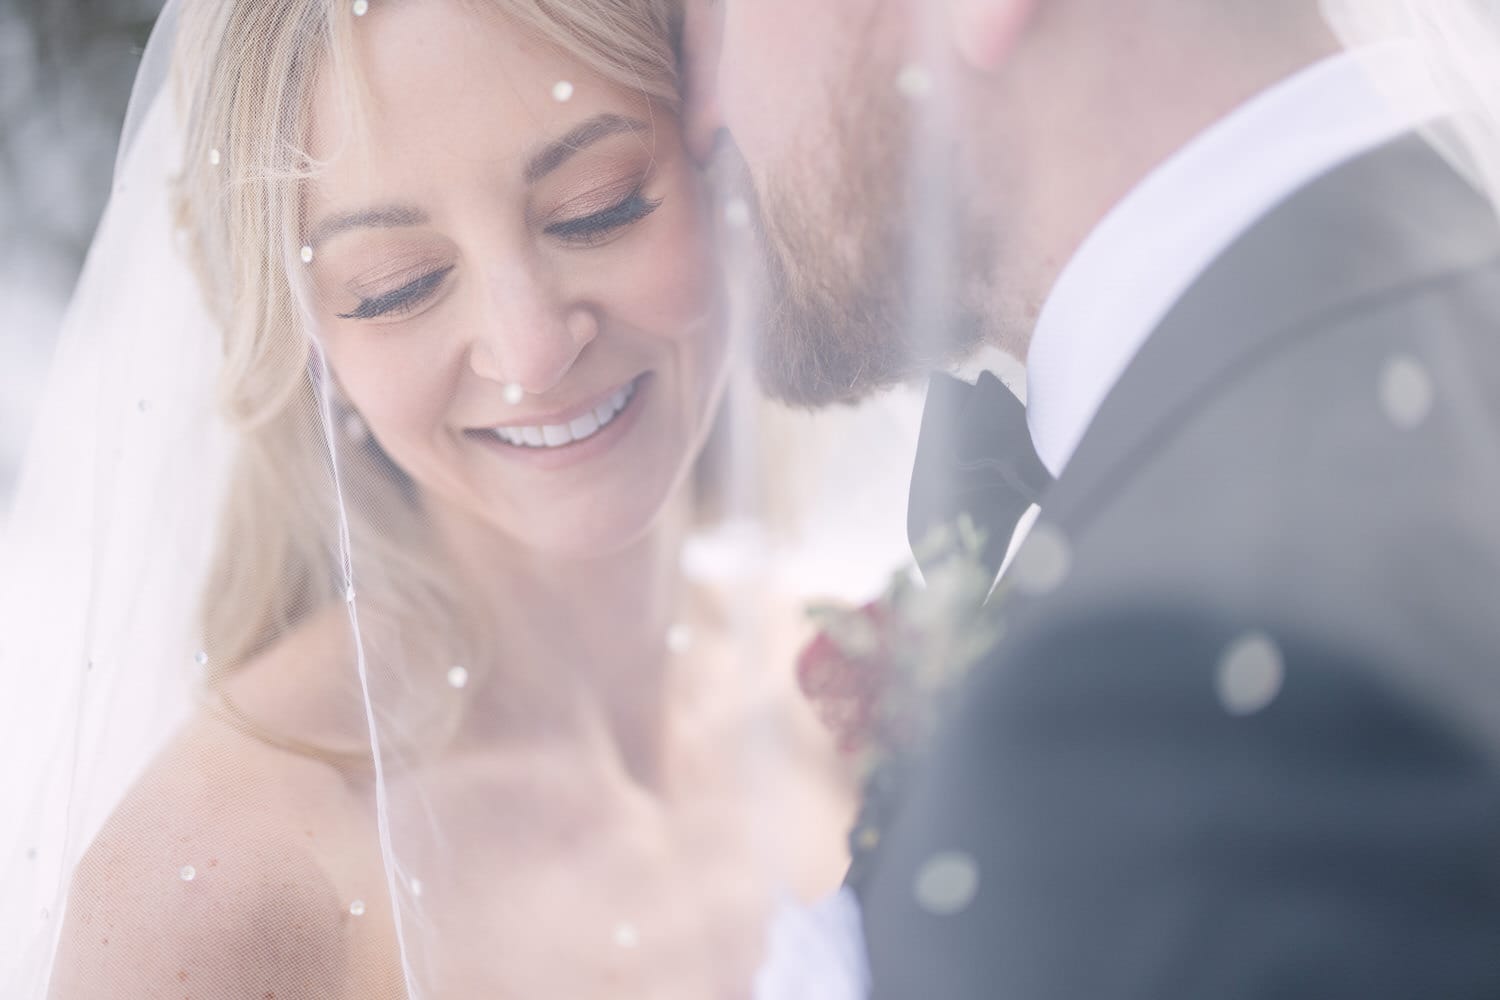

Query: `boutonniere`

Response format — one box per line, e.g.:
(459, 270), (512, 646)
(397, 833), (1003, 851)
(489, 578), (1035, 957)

(796, 516), (1004, 769)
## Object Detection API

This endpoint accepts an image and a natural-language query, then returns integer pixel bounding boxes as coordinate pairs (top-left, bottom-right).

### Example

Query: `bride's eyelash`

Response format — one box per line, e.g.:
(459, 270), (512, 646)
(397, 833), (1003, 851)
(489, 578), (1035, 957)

(337, 189), (659, 321)
(339, 265), (455, 320)
(546, 187), (663, 245)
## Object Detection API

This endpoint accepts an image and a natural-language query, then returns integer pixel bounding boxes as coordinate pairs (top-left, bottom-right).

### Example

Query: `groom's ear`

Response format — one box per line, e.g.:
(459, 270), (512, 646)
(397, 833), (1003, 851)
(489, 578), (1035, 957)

(946, 0), (1040, 73)
(679, 0), (726, 167)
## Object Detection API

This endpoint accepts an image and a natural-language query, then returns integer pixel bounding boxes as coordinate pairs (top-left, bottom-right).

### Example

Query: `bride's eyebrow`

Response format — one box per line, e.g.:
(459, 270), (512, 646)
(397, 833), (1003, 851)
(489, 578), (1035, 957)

(306, 204), (428, 249)
(303, 115), (650, 246)
(524, 113), (650, 184)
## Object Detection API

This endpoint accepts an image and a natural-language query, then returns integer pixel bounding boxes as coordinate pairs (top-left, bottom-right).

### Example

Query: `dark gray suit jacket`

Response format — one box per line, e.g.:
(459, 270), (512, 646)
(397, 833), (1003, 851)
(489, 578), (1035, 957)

(856, 135), (1500, 998)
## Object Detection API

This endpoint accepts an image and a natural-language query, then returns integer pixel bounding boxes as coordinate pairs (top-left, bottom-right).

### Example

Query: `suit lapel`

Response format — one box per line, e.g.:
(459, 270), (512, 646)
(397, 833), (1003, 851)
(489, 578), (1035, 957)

(1044, 134), (1500, 532)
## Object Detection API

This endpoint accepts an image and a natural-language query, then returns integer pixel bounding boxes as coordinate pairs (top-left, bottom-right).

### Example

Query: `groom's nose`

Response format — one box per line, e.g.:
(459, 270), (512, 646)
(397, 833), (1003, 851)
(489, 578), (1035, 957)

(679, 0), (727, 166)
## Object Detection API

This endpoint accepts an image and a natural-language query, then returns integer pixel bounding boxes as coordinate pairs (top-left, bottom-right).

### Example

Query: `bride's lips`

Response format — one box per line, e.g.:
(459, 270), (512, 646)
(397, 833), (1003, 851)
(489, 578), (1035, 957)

(465, 374), (651, 471)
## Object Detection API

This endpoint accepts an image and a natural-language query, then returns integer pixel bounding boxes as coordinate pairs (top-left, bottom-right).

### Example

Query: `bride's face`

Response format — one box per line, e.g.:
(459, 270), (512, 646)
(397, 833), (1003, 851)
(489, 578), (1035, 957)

(302, 1), (727, 558)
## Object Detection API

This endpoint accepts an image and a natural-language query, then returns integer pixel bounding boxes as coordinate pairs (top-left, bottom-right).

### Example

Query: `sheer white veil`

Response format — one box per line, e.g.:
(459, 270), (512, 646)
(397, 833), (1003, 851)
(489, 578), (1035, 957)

(34, 0), (1500, 995)
(1322, 1), (1500, 217)
(0, 3), (235, 991)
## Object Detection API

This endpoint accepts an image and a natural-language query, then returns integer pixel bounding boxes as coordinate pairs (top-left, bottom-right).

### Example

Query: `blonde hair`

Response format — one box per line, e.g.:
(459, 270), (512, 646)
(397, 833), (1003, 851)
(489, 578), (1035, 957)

(173, 0), (683, 726)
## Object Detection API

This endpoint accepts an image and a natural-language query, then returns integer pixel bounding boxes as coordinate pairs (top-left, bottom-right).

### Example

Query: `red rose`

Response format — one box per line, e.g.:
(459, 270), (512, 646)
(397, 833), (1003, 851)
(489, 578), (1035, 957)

(796, 601), (893, 754)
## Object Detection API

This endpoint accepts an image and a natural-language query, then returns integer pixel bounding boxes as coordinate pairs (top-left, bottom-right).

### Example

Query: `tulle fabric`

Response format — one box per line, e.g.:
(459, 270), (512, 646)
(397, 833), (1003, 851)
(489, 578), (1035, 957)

(0, 78), (232, 994)
(1322, 0), (1500, 219)
(11, 1), (1499, 997)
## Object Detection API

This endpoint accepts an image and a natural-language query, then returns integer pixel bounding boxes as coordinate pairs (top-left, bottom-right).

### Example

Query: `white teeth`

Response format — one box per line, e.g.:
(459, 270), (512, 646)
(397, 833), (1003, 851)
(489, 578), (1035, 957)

(492, 377), (638, 449)
(569, 411), (600, 439)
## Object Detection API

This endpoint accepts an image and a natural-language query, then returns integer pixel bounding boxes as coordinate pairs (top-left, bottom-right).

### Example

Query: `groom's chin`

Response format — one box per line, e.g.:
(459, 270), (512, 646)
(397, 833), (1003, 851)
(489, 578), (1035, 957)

(745, 199), (985, 409)
(753, 319), (913, 409)
(751, 282), (984, 408)
(753, 359), (865, 410)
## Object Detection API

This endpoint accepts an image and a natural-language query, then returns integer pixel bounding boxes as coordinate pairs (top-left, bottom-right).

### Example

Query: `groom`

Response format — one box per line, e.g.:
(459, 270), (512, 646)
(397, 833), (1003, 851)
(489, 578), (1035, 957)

(684, 1), (1500, 997)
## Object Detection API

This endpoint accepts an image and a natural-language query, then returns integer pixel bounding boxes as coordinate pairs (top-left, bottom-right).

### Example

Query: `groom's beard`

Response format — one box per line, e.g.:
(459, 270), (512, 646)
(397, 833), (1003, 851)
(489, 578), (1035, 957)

(747, 78), (991, 408)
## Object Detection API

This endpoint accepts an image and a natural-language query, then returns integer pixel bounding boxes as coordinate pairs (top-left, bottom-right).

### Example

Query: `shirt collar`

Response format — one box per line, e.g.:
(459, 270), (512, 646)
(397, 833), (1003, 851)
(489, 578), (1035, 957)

(1023, 43), (1449, 477)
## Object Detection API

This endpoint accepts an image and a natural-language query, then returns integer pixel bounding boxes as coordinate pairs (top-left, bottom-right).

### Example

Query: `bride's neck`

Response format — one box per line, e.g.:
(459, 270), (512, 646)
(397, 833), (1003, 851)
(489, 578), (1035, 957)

(438, 490), (694, 788)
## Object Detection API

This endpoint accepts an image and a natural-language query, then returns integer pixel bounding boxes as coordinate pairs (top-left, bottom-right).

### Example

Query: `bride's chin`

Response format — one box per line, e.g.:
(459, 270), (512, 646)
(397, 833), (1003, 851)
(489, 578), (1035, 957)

(422, 427), (701, 560)
(480, 451), (706, 561)
(486, 480), (685, 562)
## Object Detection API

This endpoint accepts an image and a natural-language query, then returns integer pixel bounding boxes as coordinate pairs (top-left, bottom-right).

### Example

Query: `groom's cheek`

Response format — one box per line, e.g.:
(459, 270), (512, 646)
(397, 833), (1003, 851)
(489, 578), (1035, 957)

(711, 1), (846, 175)
(712, 2), (783, 151)
(712, 0), (913, 172)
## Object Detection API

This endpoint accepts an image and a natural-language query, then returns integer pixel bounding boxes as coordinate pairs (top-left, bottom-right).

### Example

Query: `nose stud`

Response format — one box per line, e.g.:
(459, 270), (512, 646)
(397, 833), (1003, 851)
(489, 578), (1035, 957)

(503, 383), (526, 405)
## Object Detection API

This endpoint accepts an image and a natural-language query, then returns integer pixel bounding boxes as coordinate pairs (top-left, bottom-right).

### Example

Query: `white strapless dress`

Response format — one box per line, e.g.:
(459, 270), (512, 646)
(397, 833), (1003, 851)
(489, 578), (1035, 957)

(754, 887), (869, 1000)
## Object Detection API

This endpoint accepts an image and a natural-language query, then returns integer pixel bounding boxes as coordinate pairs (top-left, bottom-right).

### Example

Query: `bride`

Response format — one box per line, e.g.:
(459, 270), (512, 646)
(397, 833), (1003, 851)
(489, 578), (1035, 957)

(18, 0), (854, 996)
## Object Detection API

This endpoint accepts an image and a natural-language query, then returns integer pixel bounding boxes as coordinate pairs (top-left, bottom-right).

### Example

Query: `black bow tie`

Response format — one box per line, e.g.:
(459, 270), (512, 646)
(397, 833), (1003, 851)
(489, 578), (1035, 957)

(907, 371), (1054, 580)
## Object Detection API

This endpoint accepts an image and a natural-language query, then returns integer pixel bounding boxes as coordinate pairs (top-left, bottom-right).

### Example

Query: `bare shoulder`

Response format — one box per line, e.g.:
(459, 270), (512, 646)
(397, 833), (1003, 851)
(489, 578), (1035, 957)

(47, 716), (358, 1000)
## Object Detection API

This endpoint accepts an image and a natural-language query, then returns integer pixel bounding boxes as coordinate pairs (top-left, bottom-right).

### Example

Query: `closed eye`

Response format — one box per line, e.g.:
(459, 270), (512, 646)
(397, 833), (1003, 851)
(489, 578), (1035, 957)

(545, 188), (663, 246)
(338, 265), (455, 320)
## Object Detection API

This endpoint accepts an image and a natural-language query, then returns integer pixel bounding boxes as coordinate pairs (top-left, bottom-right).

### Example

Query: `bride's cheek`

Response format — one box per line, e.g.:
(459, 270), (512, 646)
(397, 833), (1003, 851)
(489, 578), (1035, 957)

(321, 330), (456, 448)
(626, 199), (723, 342)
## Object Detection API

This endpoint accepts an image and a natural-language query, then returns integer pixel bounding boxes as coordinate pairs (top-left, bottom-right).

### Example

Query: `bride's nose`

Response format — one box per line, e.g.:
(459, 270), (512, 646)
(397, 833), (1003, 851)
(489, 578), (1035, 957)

(467, 267), (599, 395)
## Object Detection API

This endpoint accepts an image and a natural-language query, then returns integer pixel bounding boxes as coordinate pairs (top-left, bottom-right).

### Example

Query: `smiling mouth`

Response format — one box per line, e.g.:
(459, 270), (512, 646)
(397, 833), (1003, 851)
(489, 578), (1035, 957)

(484, 376), (641, 450)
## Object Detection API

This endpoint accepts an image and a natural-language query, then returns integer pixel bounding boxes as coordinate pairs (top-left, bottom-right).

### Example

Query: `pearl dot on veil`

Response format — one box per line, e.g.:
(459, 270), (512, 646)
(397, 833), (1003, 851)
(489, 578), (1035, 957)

(1011, 524), (1072, 596)
(1380, 355), (1434, 430)
(1215, 632), (1285, 716)
(723, 198), (751, 229)
(913, 852), (979, 915)
(896, 64), (933, 99)
(666, 624), (693, 654)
